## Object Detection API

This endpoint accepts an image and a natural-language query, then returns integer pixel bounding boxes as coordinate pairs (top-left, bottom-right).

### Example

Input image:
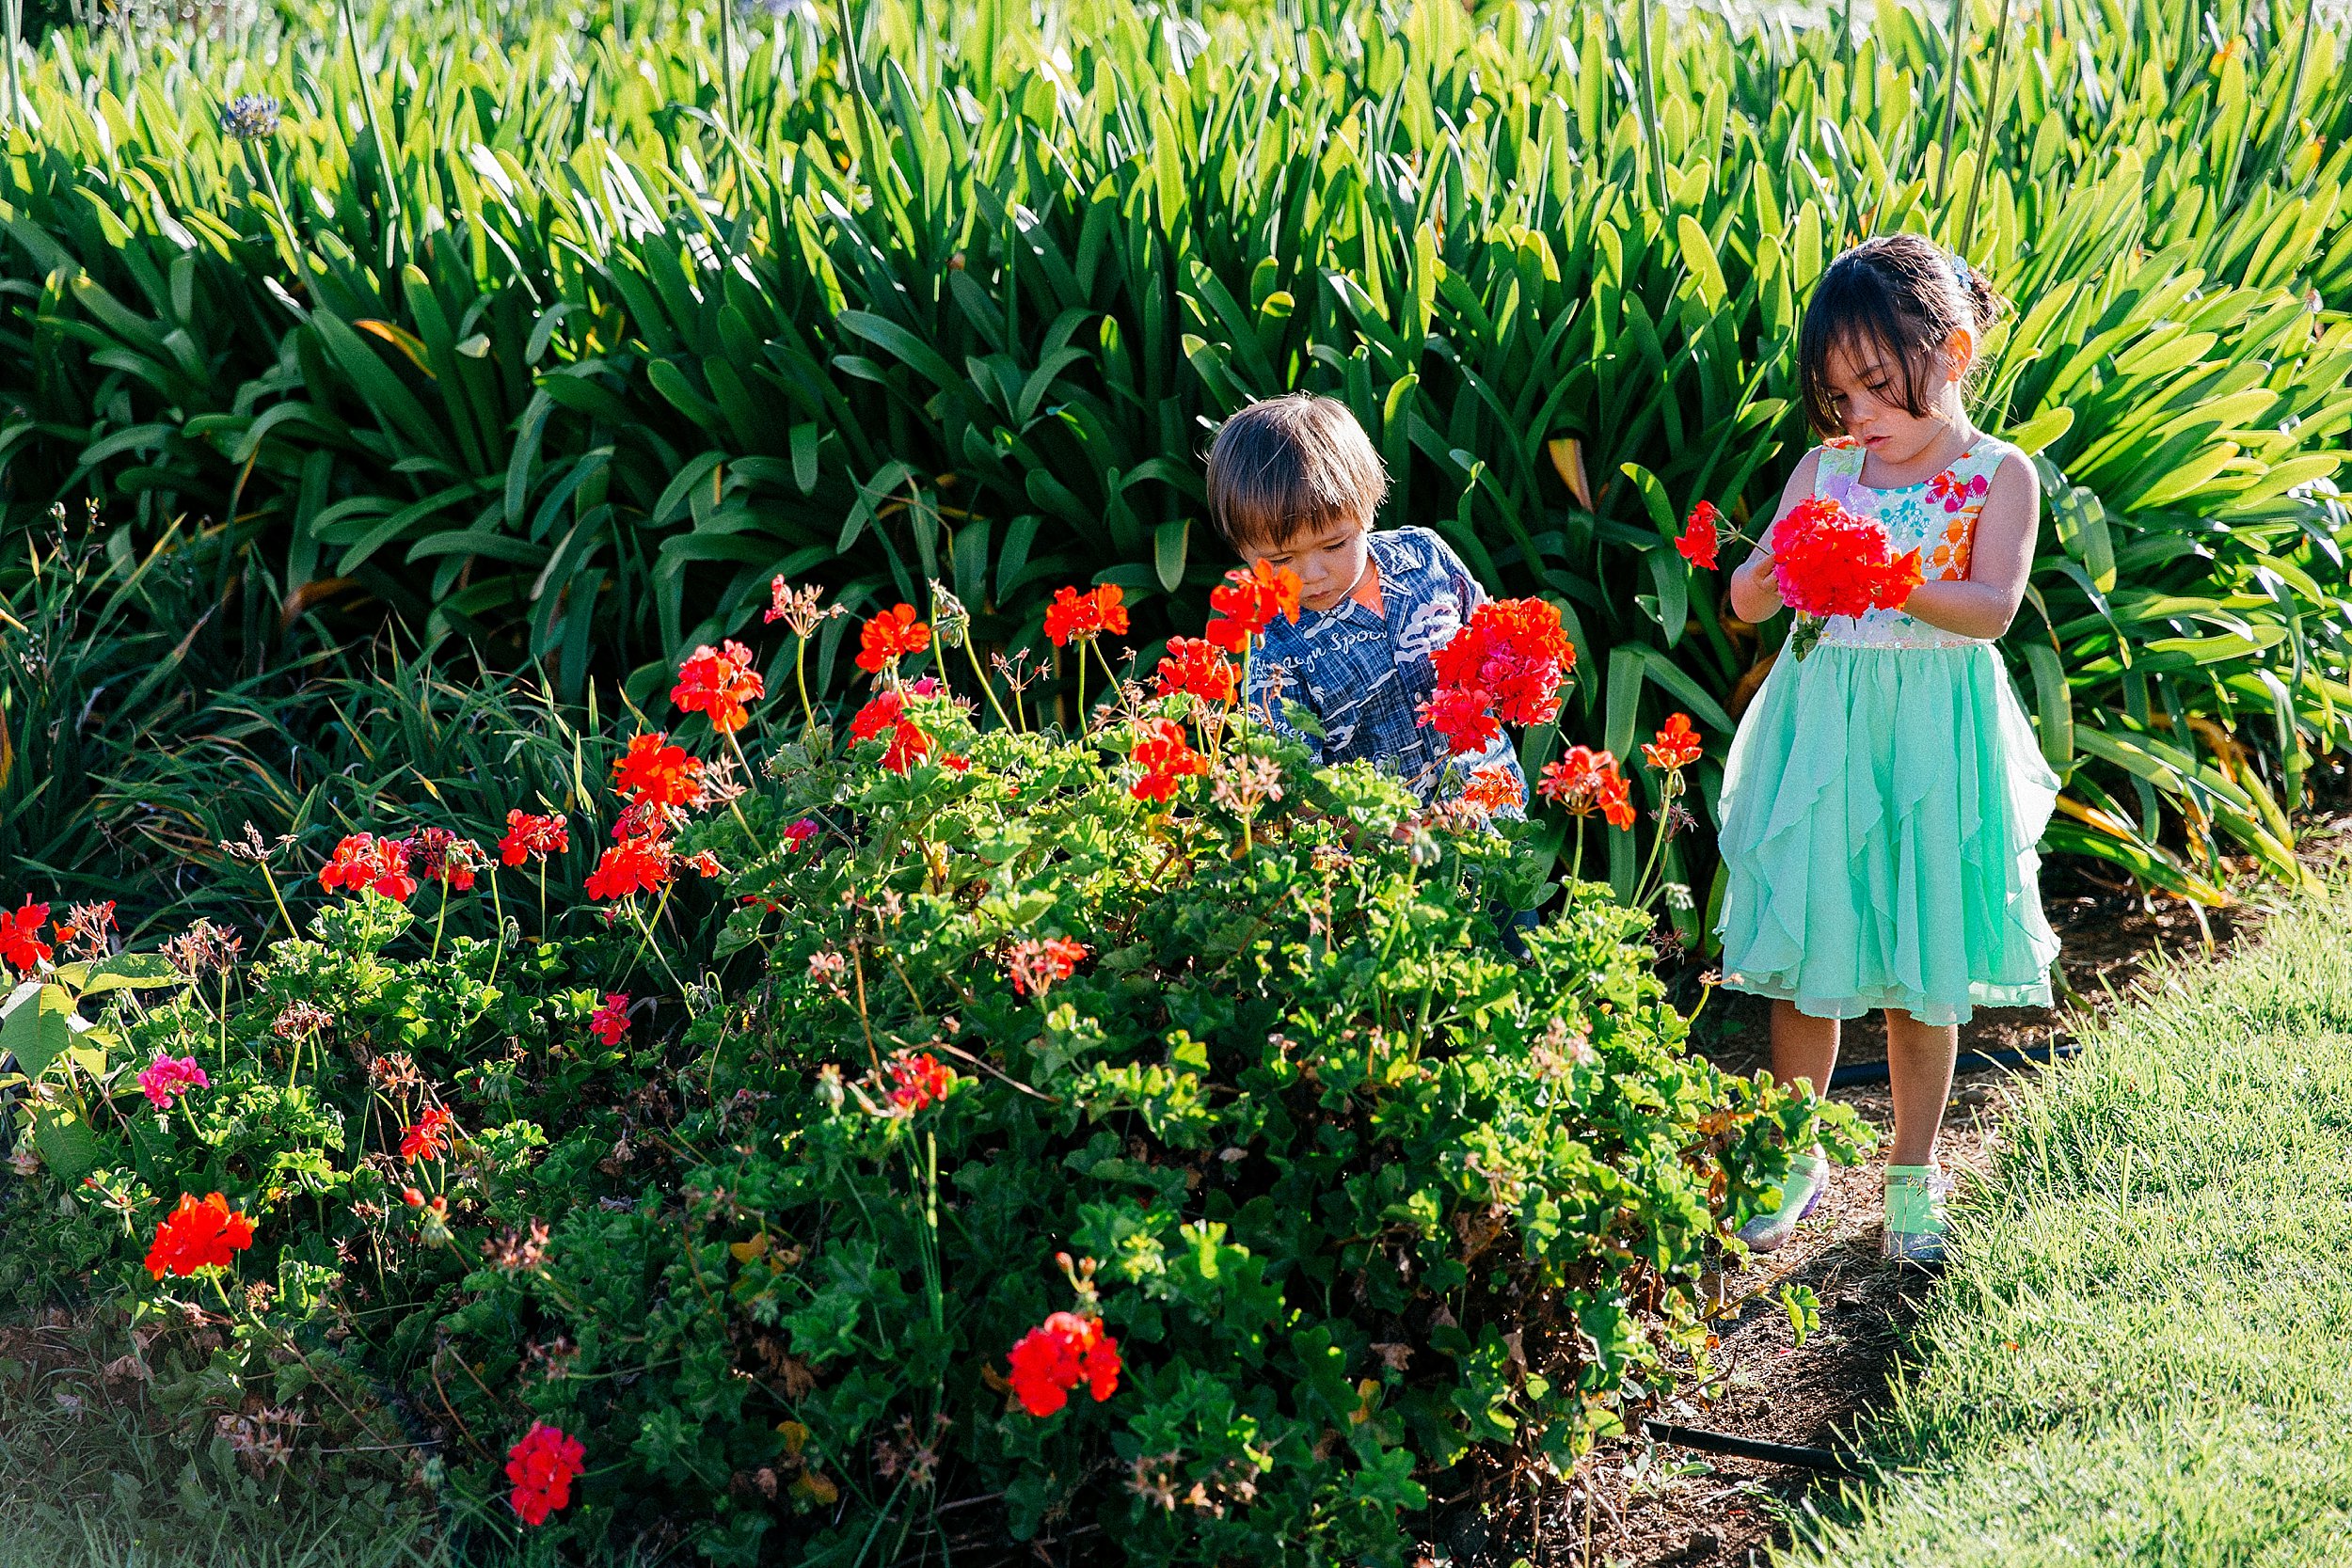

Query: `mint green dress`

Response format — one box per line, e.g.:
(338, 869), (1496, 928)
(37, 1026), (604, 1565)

(1714, 438), (2060, 1025)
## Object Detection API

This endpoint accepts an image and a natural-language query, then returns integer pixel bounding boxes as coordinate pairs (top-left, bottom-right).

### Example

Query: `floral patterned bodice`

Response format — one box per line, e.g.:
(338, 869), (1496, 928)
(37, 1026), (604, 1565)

(1808, 436), (2020, 649)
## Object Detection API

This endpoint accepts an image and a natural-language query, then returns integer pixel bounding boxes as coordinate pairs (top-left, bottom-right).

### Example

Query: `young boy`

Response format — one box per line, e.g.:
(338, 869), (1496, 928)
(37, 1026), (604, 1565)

(1204, 392), (1526, 808)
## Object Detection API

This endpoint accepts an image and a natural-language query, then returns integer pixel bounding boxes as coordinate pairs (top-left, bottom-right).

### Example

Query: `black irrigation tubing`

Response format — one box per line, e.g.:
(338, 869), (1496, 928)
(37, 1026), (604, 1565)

(1640, 1419), (1867, 1475)
(1826, 1038), (2081, 1089)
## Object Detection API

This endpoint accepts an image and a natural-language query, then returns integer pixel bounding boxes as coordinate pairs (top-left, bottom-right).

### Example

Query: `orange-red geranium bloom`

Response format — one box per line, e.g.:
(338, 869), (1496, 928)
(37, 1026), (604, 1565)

(500, 811), (569, 867)
(1461, 765), (1523, 815)
(850, 689), (931, 773)
(1043, 584), (1130, 647)
(1202, 562), (1302, 653)
(0, 901), (50, 972)
(612, 733), (704, 810)
(1007, 1310), (1122, 1418)
(1006, 936), (1089, 998)
(886, 1051), (956, 1112)
(1152, 638), (1239, 705)
(1771, 497), (1923, 618)
(585, 835), (674, 901)
(1676, 500), (1723, 571)
(1130, 720), (1207, 804)
(319, 835), (418, 902)
(400, 1105), (455, 1164)
(1642, 713), (1703, 772)
(1417, 684), (1501, 756)
(672, 640), (765, 735)
(506, 1422), (587, 1527)
(1537, 745), (1635, 832)
(144, 1192), (256, 1279)
(855, 604), (931, 673)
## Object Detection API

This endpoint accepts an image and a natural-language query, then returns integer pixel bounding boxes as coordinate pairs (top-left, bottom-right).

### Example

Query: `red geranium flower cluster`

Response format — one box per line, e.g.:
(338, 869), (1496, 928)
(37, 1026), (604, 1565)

(1152, 638), (1238, 705)
(500, 810), (568, 867)
(144, 1192), (256, 1279)
(1537, 745), (1635, 830)
(506, 1421), (586, 1527)
(1007, 936), (1088, 999)
(1420, 598), (1574, 755)
(1203, 562), (1302, 655)
(1642, 713), (1703, 772)
(612, 733), (704, 810)
(781, 818), (818, 852)
(856, 604), (931, 673)
(1007, 1310), (1122, 1418)
(589, 992), (630, 1047)
(1676, 500), (1723, 571)
(586, 835), (674, 902)
(320, 835), (418, 902)
(886, 1051), (956, 1112)
(413, 828), (482, 892)
(1770, 496), (1923, 618)
(0, 901), (50, 971)
(673, 640), (764, 734)
(400, 1105), (455, 1164)
(1130, 720), (1207, 804)
(850, 689), (932, 773)
(1043, 584), (1129, 647)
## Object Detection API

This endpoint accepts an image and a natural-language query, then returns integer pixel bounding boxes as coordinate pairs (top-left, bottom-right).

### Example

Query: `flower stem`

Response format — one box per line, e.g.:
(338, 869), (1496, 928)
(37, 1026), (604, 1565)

(429, 884), (448, 962)
(257, 861), (297, 944)
(794, 635), (817, 736)
(1073, 646), (1087, 735)
(964, 637), (1013, 733)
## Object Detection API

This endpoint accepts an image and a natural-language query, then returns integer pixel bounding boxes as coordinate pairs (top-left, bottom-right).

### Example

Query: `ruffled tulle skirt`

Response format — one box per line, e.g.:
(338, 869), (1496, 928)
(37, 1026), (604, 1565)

(1713, 641), (2061, 1026)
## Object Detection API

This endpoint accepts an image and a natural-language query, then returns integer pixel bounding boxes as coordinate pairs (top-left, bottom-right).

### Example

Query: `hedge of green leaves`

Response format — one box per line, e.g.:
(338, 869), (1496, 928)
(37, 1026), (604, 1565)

(0, 681), (1852, 1564)
(3, 0), (2350, 917)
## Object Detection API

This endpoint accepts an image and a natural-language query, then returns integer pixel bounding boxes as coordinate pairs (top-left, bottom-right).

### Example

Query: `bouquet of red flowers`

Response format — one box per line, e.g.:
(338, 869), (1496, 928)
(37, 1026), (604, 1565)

(1766, 496), (1922, 658)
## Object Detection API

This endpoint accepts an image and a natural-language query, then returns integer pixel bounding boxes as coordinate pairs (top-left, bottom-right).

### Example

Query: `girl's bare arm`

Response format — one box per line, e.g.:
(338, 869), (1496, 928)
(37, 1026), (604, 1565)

(1896, 454), (2039, 640)
(1727, 449), (1822, 625)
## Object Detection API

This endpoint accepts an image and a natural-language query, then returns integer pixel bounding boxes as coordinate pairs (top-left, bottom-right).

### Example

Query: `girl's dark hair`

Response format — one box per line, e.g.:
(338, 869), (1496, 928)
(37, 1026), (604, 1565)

(1797, 233), (2009, 435)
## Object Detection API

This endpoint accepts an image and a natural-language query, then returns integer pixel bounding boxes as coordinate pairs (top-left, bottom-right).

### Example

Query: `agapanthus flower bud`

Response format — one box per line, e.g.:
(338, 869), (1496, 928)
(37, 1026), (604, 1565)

(220, 94), (281, 142)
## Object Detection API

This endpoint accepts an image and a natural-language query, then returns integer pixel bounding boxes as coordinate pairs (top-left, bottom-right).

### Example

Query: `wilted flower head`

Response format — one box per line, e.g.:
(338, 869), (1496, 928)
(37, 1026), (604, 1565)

(219, 93), (280, 142)
(56, 900), (119, 961)
(274, 1001), (332, 1040)
(164, 919), (243, 978)
(929, 580), (972, 650)
(484, 1219), (551, 1273)
(764, 578), (847, 639)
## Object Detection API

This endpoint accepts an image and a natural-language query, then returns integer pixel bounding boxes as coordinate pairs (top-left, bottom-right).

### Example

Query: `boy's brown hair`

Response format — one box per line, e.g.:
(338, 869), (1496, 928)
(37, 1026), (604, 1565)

(1203, 393), (1390, 551)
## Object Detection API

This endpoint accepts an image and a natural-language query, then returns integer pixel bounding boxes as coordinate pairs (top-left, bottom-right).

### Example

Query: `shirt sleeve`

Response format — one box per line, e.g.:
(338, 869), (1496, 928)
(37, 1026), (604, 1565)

(1246, 654), (1323, 762)
(1422, 530), (1493, 615)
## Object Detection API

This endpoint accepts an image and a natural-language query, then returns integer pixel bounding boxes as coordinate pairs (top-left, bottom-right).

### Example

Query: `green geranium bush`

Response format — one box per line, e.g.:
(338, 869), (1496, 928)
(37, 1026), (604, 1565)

(0, 570), (1859, 1566)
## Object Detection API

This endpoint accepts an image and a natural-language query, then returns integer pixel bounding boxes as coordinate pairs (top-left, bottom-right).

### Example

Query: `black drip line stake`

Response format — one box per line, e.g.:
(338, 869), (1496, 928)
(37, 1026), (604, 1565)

(1640, 1419), (1867, 1475)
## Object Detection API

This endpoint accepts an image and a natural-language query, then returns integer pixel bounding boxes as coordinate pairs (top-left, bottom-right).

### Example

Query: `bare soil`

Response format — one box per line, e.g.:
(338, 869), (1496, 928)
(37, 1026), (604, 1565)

(1429, 852), (2276, 1568)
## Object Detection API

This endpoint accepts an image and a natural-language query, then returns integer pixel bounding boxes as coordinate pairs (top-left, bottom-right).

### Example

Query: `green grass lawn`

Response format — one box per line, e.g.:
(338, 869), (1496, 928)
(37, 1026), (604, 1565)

(1785, 873), (2352, 1565)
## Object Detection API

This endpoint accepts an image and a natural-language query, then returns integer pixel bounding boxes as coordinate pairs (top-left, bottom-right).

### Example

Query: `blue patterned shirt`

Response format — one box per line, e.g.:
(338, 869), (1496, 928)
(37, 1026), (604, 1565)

(1248, 527), (1527, 805)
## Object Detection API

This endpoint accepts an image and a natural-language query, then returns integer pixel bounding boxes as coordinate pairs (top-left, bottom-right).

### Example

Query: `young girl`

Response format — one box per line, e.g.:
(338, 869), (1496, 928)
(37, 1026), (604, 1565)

(1718, 233), (2061, 1266)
